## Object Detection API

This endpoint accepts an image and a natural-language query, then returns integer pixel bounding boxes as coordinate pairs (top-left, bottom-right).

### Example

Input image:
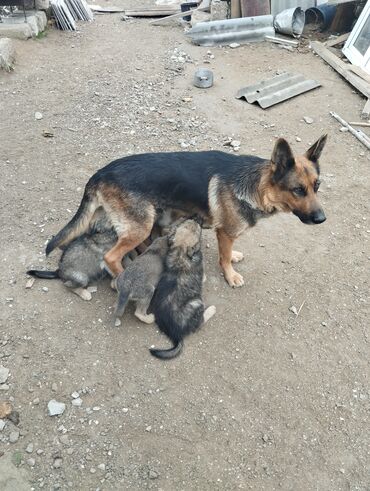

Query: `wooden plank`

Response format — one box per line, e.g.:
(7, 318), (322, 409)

(330, 111), (370, 150)
(311, 41), (370, 98)
(325, 33), (350, 47)
(349, 121), (370, 127)
(348, 65), (370, 85)
(231, 0), (241, 18)
(362, 99), (370, 120)
(124, 8), (178, 17)
(149, 8), (203, 24)
(240, 0), (269, 17)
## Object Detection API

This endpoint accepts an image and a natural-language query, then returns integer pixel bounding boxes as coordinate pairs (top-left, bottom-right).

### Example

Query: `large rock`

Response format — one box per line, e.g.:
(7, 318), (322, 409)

(210, 0), (228, 20)
(0, 22), (33, 40)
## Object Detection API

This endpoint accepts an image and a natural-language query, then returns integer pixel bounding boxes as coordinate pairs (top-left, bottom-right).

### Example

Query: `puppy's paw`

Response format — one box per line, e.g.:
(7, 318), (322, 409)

(204, 305), (216, 323)
(231, 250), (244, 263)
(225, 270), (245, 288)
(73, 288), (92, 301)
(114, 318), (121, 327)
(135, 312), (155, 324)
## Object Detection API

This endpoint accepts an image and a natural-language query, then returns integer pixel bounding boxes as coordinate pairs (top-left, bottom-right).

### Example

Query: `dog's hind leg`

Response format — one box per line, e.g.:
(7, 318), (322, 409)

(134, 288), (155, 324)
(102, 197), (156, 277)
(216, 229), (245, 287)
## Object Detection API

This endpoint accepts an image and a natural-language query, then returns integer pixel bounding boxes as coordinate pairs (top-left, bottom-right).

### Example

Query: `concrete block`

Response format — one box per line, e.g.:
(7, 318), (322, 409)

(191, 10), (211, 26)
(210, 0), (228, 21)
(0, 38), (16, 71)
(0, 23), (33, 40)
(25, 0), (50, 10)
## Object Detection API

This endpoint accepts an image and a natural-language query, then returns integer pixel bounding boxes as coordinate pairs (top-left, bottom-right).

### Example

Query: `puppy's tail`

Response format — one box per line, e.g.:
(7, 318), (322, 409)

(150, 340), (183, 360)
(27, 269), (59, 279)
(46, 189), (98, 256)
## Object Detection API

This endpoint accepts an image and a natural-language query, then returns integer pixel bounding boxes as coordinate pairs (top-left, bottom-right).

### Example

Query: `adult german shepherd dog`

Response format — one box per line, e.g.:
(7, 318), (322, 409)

(46, 135), (327, 287)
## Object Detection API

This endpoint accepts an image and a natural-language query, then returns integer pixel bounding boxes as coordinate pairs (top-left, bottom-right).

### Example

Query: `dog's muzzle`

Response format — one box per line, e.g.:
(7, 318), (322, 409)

(293, 209), (326, 225)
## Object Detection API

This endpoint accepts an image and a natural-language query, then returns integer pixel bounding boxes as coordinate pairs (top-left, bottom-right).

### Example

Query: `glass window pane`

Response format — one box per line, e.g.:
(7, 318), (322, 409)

(354, 14), (370, 56)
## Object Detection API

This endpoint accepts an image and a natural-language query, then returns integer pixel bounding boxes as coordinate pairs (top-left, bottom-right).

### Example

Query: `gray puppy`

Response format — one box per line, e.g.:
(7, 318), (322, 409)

(27, 212), (118, 301)
(114, 235), (169, 326)
(148, 218), (216, 360)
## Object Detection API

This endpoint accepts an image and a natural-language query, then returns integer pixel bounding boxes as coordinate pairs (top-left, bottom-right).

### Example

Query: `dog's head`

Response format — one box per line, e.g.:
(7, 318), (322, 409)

(168, 218), (202, 258)
(262, 135), (327, 225)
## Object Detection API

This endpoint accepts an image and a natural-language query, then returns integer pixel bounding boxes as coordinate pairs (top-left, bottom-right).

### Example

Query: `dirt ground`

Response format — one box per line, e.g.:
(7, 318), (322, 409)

(1, 2), (369, 490)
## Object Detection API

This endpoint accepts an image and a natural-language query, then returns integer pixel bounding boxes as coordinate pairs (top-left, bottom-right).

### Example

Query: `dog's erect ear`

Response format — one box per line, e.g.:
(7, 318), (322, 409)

(271, 138), (295, 181)
(305, 134), (327, 163)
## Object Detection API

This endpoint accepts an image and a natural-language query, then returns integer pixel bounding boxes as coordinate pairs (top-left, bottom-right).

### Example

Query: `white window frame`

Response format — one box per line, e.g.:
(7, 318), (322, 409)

(342, 0), (370, 74)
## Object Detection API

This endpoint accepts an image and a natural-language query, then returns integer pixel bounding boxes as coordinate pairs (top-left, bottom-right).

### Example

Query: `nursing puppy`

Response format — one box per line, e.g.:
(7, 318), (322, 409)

(27, 212), (117, 301)
(148, 218), (216, 360)
(114, 235), (169, 326)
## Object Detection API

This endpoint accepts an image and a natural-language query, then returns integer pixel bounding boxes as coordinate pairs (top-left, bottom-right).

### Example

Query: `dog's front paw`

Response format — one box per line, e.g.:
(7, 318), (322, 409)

(225, 270), (245, 288)
(231, 250), (244, 263)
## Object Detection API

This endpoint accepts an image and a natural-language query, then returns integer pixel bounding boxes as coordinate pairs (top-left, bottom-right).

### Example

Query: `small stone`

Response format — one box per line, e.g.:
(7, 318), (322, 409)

(90, 468), (96, 474)
(0, 365), (9, 384)
(48, 400), (66, 416)
(0, 384), (9, 391)
(42, 130), (54, 138)
(114, 318), (121, 327)
(51, 383), (58, 392)
(122, 408), (129, 413)
(59, 435), (69, 445)
(42, 287), (49, 293)
(98, 463), (106, 471)
(303, 116), (314, 124)
(27, 458), (35, 467)
(33, 398), (40, 405)
(71, 391), (80, 399)
(37, 449), (44, 455)
(9, 430), (20, 443)
(230, 140), (240, 148)
(145, 425), (152, 432)
(26, 443), (34, 453)
(0, 419), (6, 431)
(71, 398), (82, 407)
(229, 43), (240, 48)
(25, 278), (35, 289)
(340, 127), (348, 132)
(66, 448), (74, 455)
(53, 458), (63, 469)
(295, 136), (302, 142)
(0, 401), (12, 418)
(92, 406), (100, 411)
(35, 112), (43, 120)
(289, 305), (298, 316)
(148, 470), (159, 479)
(321, 321), (327, 326)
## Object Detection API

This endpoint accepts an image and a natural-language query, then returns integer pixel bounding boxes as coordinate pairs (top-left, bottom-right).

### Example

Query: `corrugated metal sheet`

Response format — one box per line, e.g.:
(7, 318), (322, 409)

(236, 72), (321, 109)
(271, 0), (315, 16)
(186, 15), (275, 46)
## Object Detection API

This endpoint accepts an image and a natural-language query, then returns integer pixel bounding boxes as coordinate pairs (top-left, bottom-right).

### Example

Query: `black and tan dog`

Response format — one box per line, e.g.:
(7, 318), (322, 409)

(45, 136), (327, 287)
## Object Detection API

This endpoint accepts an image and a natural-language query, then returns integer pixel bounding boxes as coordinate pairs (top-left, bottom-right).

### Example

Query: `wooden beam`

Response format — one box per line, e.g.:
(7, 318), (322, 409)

(310, 41), (370, 98)
(325, 33), (350, 47)
(330, 111), (370, 150)
(149, 8), (202, 24)
(231, 0), (241, 18)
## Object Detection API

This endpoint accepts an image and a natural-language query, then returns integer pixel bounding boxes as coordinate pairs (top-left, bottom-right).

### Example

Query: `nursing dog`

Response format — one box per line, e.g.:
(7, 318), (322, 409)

(45, 136), (327, 287)
(148, 218), (216, 360)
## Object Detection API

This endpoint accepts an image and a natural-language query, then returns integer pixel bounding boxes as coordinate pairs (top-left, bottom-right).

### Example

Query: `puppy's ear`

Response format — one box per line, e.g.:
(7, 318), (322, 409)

(271, 138), (295, 182)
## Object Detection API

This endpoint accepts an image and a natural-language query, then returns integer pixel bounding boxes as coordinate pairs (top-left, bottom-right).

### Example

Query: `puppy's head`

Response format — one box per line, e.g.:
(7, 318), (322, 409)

(168, 219), (202, 258)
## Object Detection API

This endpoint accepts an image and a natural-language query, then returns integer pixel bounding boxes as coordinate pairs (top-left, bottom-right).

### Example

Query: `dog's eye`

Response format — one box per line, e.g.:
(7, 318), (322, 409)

(314, 180), (321, 192)
(292, 186), (306, 197)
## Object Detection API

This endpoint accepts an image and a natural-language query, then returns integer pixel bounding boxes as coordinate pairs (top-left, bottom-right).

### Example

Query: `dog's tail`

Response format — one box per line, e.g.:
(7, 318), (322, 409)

(27, 269), (59, 279)
(149, 340), (184, 360)
(46, 190), (98, 256)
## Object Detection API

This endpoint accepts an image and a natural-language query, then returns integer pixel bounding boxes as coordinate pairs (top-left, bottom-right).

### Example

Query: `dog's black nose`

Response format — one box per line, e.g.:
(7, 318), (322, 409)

(312, 210), (326, 224)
